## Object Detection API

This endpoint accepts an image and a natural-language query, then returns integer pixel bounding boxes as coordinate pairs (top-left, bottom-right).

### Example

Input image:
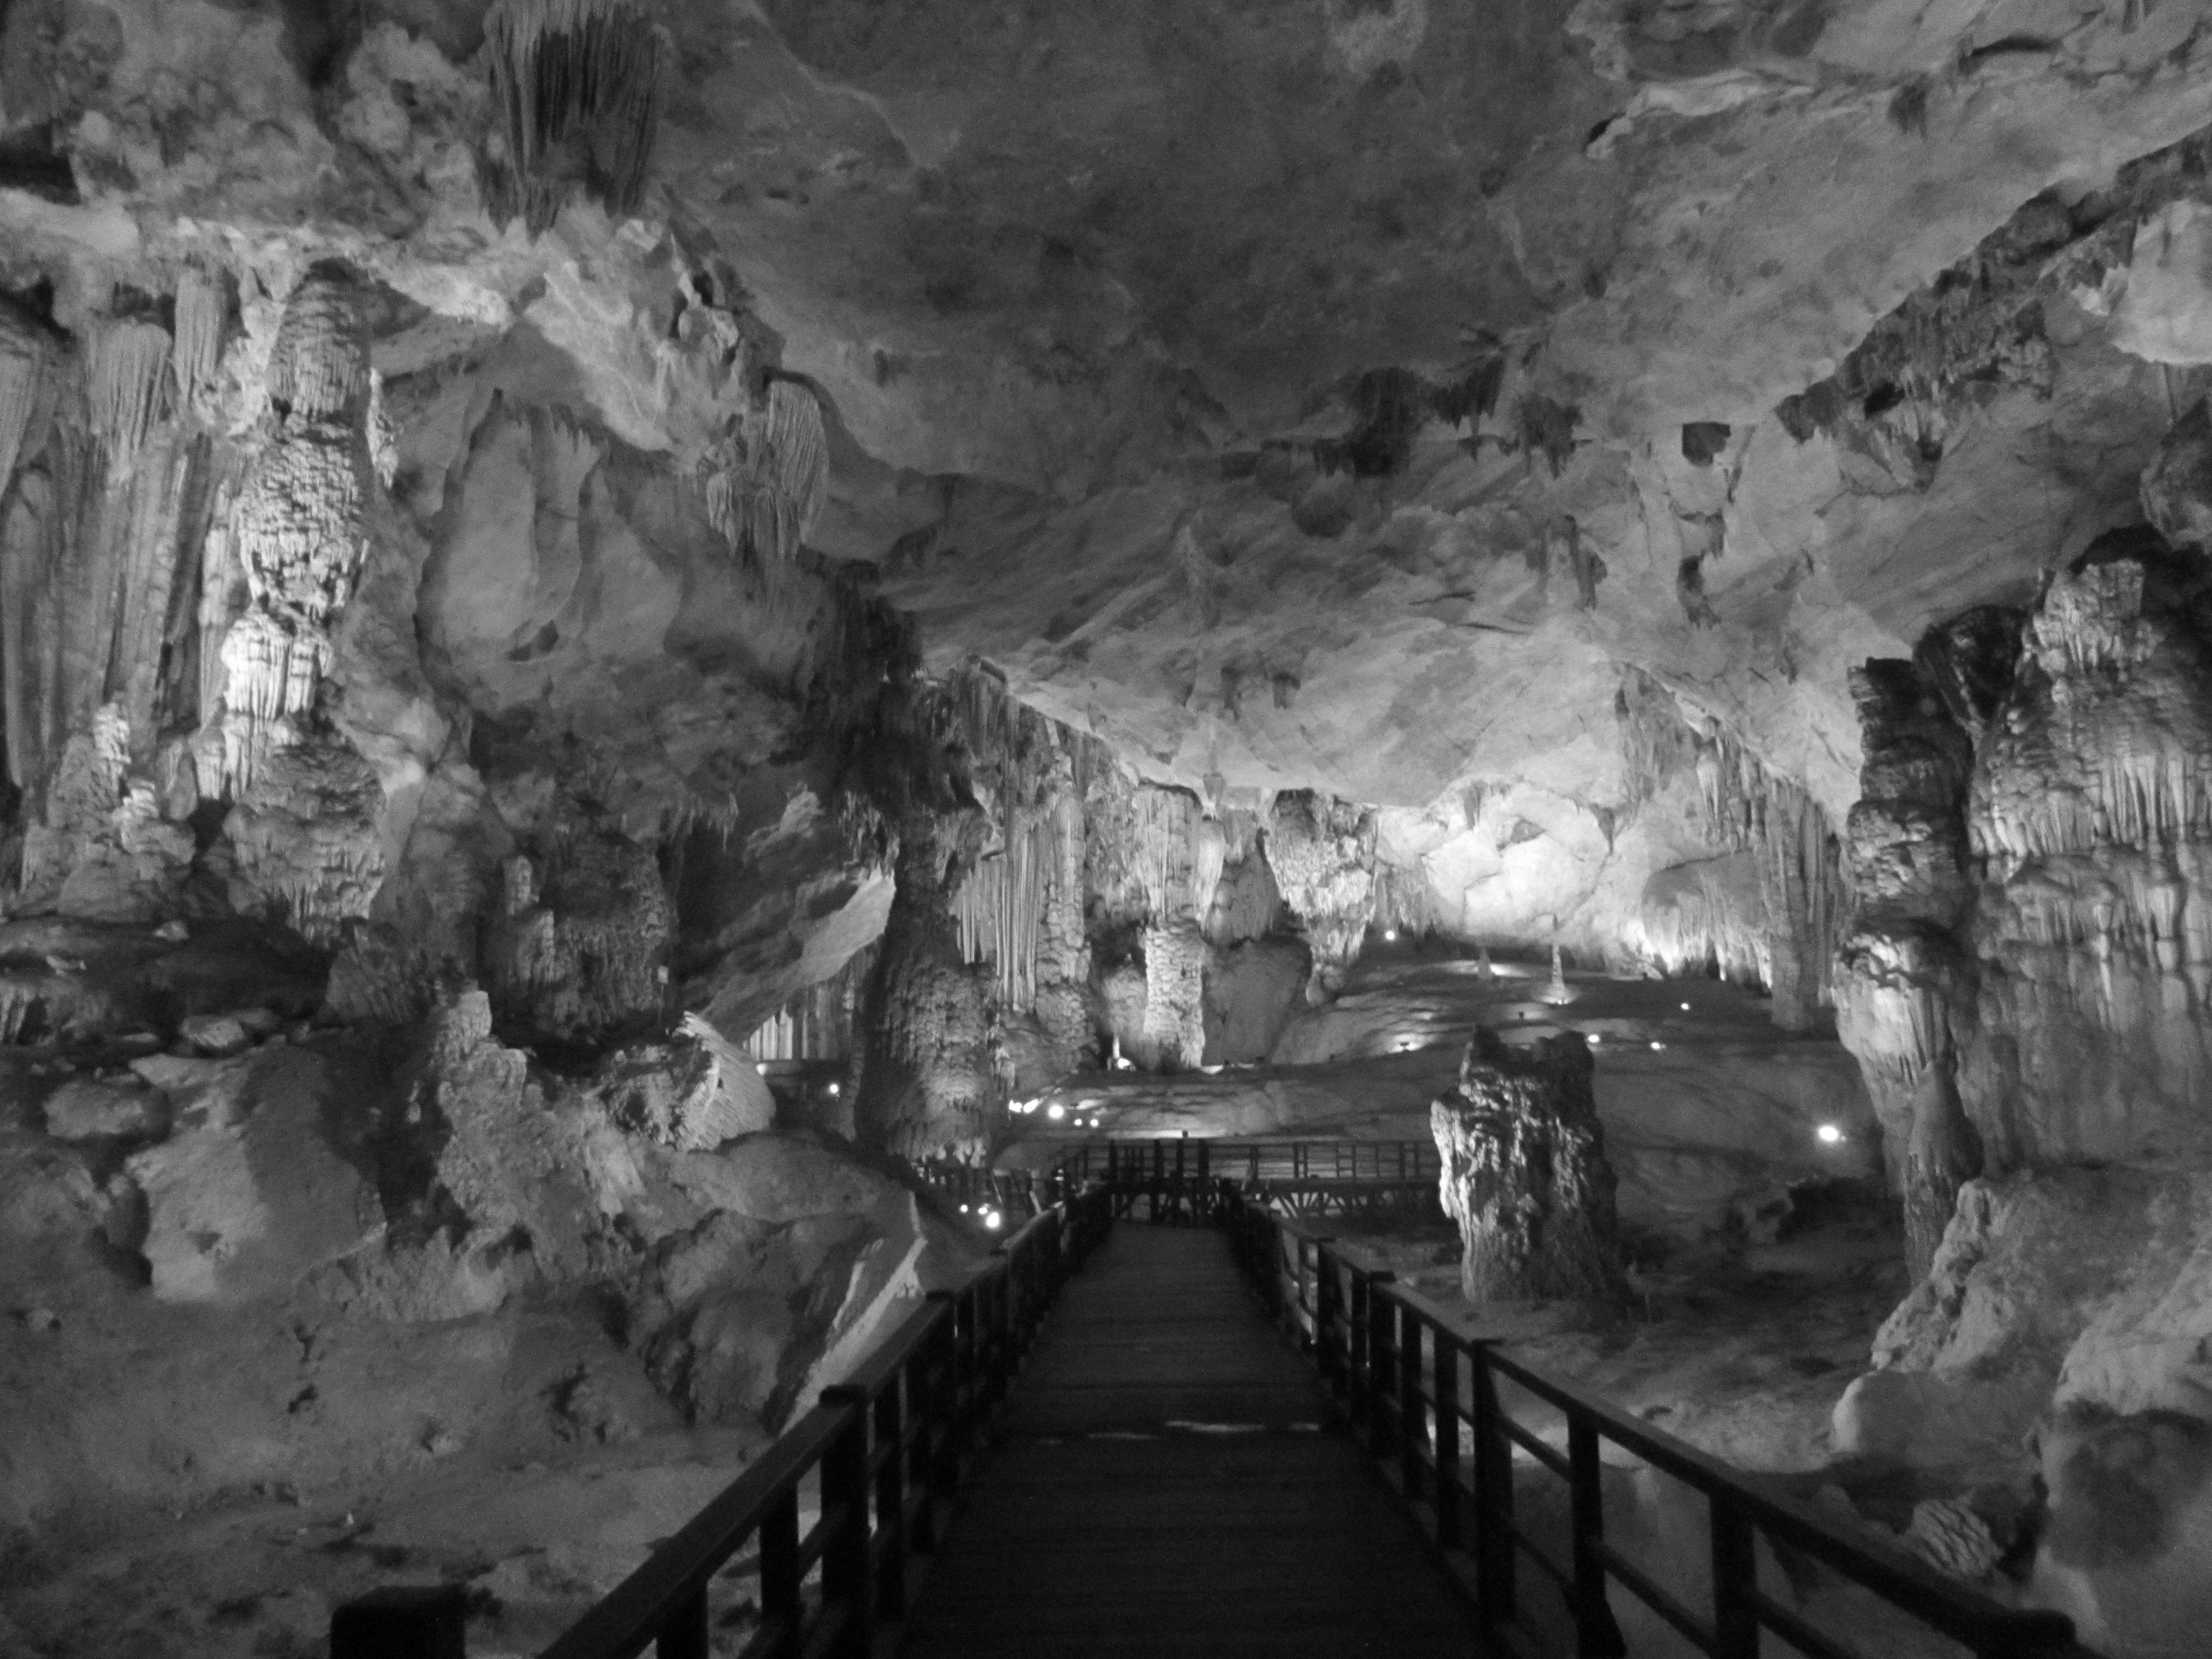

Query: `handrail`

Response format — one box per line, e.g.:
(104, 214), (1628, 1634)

(330, 1186), (1114, 1659)
(1219, 1188), (2098, 1659)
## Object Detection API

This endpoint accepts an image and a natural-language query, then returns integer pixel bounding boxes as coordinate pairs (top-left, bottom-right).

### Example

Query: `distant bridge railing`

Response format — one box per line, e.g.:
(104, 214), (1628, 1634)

(1220, 1186), (2098, 1659)
(1036, 1136), (1444, 1222)
(330, 1185), (1113, 1659)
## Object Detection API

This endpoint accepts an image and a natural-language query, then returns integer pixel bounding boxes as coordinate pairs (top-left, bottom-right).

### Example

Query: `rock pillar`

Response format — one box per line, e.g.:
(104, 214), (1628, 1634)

(1832, 655), (1984, 1280)
(1431, 1026), (1622, 1303)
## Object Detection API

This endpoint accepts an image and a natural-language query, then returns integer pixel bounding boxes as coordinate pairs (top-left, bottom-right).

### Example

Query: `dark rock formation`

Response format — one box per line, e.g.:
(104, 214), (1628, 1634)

(1431, 1026), (1622, 1304)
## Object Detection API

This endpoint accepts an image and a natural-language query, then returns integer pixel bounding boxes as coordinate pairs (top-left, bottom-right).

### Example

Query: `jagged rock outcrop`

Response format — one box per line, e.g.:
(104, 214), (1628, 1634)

(1432, 1026), (1623, 1303)
(1957, 534), (2212, 1169)
(125, 1048), (383, 1305)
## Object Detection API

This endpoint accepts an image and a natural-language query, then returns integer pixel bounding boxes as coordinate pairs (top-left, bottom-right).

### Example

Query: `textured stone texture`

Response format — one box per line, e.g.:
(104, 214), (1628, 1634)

(1432, 1027), (1622, 1303)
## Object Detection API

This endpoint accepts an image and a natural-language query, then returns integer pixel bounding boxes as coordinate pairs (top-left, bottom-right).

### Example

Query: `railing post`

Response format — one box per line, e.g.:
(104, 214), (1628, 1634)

(871, 1377), (909, 1620)
(1367, 1271), (1398, 1453)
(1292, 1233), (1312, 1344)
(818, 1393), (874, 1658)
(760, 1488), (802, 1659)
(912, 1311), (950, 1550)
(1568, 1416), (1628, 1659)
(1471, 1345), (1517, 1629)
(1398, 1302), (1425, 1497)
(1433, 1335), (1463, 1549)
(330, 1585), (467, 1659)
(1316, 1246), (1344, 1404)
(1348, 1266), (1372, 1426)
(1711, 1498), (1759, 1659)
(656, 1589), (708, 1659)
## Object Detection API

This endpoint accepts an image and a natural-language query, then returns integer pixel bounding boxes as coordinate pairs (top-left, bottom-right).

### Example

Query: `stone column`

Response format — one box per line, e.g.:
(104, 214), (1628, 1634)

(1831, 656), (1983, 1281)
(851, 814), (993, 1163)
(1431, 1026), (1623, 1303)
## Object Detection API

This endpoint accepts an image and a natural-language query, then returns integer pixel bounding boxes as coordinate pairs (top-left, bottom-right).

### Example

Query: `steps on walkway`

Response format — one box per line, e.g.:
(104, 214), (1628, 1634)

(898, 1224), (1483, 1658)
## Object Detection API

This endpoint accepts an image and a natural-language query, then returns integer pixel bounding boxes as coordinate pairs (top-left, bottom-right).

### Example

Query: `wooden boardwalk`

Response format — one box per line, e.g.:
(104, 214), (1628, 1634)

(897, 1223), (1484, 1657)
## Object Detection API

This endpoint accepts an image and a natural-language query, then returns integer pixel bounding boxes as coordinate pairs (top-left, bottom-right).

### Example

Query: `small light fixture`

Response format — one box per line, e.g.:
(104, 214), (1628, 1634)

(1650, 1040), (1665, 1051)
(1817, 1124), (1845, 1146)
(1047, 1103), (1066, 1121)
(1383, 928), (1398, 942)
(827, 1082), (841, 1097)
(755, 1062), (769, 1074)
(983, 1210), (1004, 1230)
(1680, 1001), (1692, 1012)
(959, 1203), (971, 1213)
(1587, 1034), (1601, 1045)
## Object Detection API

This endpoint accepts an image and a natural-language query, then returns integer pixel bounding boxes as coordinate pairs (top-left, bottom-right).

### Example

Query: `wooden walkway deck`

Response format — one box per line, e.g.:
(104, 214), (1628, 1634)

(897, 1223), (1484, 1658)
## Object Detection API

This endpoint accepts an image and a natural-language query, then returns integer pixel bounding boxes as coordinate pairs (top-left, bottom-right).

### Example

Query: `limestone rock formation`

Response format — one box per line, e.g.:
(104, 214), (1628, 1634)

(1432, 1027), (1623, 1303)
(1833, 655), (1981, 1279)
(6, 0), (2212, 1644)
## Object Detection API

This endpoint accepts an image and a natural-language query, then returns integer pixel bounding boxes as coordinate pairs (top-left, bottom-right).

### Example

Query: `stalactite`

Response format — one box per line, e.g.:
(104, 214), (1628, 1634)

(195, 478), (239, 729)
(1618, 666), (1844, 1016)
(0, 297), (54, 496)
(743, 945), (878, 1061)
(3, 419), (93, 806)
(265, 272), (366, 422)
(170, 267), (226, 414)
(110, 435), (197, 756)
(1265, 790), (1378, 999)
(952, 814), (1061, 1011)
(482, 0), (667, 235)
(87, 321), (170, 471)
(0, 468), (56, 794)
(705, 379), (828, 565)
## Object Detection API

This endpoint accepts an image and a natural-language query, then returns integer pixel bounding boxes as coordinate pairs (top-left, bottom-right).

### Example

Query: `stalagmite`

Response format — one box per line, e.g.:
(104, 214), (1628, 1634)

(1432, 1027), (1623, 1303)
(216, 269), (372, 794)
(1538, 941), (1574, 1004)
(483, 0), (667, 234)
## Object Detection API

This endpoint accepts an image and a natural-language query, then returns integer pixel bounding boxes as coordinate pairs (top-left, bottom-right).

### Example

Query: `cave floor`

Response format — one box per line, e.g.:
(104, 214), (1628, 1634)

(0, 1412), (775, 1659)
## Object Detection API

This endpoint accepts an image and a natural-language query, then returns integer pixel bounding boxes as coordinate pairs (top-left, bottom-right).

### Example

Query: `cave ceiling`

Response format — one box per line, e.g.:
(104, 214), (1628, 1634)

(6, 0), (2212, 819)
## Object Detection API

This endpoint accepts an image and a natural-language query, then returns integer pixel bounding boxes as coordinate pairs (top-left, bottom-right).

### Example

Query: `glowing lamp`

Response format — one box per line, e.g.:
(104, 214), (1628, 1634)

(827, 1082), (841, 1097)
(1047, 1103), (1066, 1121)
(1817, 1124), (1845, 1145)
(755, 1062), (769, 1074)
(1680, 1002), (1692, 1012)
(1649, 1041), (1665, 1051)
(1383, 928), (1397, 942)
(983, 1210), (1004, 1230)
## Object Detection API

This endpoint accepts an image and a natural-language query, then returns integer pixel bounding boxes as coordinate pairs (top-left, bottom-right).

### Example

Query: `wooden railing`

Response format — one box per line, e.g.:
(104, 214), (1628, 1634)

(330, 1186), (1113, 1659)
(1220, 1188), (2098, 1659)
